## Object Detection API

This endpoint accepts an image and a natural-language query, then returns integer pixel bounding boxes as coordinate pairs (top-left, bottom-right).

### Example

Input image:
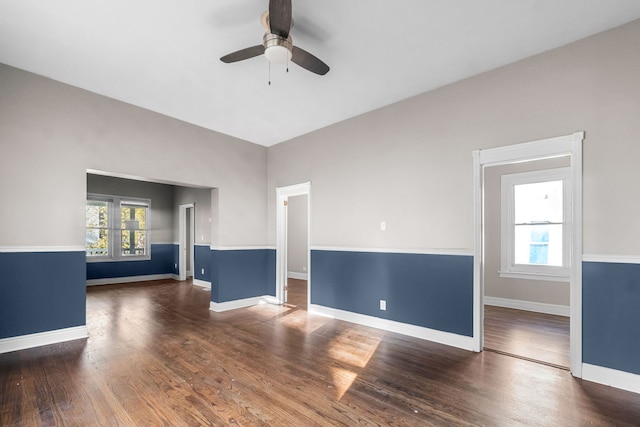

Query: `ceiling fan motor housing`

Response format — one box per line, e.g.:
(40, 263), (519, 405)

(263, 32), (292, 64)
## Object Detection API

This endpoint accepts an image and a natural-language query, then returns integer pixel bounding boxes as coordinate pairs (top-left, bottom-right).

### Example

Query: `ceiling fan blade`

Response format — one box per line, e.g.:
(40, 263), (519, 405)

(268, 0), (292, 37)
(220, 45), (265, 63)
(291, 46), (330, 75)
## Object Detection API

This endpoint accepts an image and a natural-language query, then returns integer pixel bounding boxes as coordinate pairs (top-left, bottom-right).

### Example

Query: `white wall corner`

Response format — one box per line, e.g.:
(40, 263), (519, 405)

(0, 326), (89, 354)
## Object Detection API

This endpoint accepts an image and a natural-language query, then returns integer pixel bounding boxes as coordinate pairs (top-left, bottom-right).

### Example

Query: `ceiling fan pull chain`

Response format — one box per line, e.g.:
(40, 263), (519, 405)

(268, 61), (271, 86)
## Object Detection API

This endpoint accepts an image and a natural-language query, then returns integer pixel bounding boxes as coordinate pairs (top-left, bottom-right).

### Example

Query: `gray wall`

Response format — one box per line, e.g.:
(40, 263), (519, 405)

(267, 20), (640, 260)
(173, 186), (213, 246)
(484, 157), (571, 306)
(0, 63), (268, 249)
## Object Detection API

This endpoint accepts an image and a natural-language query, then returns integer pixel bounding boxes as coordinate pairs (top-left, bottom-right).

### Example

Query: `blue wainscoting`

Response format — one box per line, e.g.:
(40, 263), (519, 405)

(311, 250), (474, 336)
(86, 243), (175, 280)
(213, 249), (276, 303)
(194, 245), (212, 283)
(172, 244), (180, 276)
(0, 251), (86, 339)
(583, 261), (640, 376)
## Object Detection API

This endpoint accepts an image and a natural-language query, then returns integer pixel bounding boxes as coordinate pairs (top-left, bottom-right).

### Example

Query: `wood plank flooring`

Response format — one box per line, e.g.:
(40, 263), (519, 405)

(484, 305), (570, 369)
(2, 279), (640, 426)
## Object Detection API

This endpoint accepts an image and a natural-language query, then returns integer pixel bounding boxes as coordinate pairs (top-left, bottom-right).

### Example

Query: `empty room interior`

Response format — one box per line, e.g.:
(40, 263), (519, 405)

(2, 1), (640, 425)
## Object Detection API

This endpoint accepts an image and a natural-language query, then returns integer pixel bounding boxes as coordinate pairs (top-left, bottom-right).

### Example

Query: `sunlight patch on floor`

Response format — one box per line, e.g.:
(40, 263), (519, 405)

(327, 329), (382, 400)
(328, 330), (381, 368)
(276, 310), (330, 334)
(330, 367), (360, 400)
(245, 302), (291, 320)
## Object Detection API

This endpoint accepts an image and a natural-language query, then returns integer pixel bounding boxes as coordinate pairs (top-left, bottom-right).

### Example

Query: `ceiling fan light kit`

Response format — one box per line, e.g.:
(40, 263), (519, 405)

(220, 0), (329, 76)
(263, 33), (292, 64)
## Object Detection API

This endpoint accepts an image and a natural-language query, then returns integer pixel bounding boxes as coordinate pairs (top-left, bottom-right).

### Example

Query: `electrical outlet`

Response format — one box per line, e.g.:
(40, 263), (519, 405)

(380, 221), (386, 231)
(380, 300), (387, 311)
(201, 268), (205, 275)
(174, 263), (177, 269)
(302, 266), (307, 272)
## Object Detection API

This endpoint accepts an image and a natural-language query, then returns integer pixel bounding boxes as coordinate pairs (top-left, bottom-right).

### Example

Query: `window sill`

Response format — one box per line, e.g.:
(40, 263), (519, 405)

(498, 271), (570, 283)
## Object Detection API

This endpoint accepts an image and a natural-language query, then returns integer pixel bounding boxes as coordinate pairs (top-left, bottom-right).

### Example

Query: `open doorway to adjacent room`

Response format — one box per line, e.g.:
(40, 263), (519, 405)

(276, 182), (311, 309)
(472, 132), (583, 377)
(178, 203), (195, 282)
(285, 193), (309, 309)
(482, 157), (572, 369)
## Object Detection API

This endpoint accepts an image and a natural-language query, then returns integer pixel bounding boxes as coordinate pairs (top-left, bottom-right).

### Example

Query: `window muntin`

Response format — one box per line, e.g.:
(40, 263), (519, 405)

(86, 194), (150, 262)
(501, 168), (570, 281)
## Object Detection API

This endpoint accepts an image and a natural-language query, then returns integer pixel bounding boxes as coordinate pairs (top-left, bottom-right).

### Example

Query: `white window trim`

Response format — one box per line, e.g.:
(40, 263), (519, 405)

(500, 167), (571, 282)
(86, 193), (151, 263)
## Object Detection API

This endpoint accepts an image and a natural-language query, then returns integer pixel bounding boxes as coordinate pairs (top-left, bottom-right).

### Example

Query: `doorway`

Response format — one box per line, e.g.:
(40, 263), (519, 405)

(482, 158), (571, 368)
(179, 203), (195, 281)
(276, 182), (311, 306)
(472, 132), (584, 377)
(285, 194), (309, 309)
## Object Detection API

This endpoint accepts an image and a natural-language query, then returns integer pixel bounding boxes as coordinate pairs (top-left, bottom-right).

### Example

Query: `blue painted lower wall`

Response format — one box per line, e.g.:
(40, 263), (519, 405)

(86, 243), (175, 280)
(212, 249), (276, 303)
(0, 251), (86, 339)
(5, 244), (639, 381)
(194, 245), (212, 283)
(311, 250), (474, 336)
(583, 261), (640, 376)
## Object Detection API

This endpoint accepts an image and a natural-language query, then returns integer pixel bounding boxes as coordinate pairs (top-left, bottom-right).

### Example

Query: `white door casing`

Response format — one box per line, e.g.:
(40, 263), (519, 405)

(472, 132), (584, 377)
(179, 203), (195, 281)
(276, 182), (311, 305)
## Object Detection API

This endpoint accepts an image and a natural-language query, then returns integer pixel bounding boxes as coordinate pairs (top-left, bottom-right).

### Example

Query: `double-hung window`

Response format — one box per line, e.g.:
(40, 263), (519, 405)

(86, 194), (150, 262)
(500, 168), (571, 281)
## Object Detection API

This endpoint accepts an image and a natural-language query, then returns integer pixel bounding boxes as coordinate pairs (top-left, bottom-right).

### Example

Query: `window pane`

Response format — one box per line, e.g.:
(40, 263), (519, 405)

(86, 201), (108, 228)
(514, 180), (563, 224)
(86, 229), (109, 256)
(122, 230), (146, 256)
(86, 200), (109, 256)
(121, 205), (147, 230)
(121, 204), (147, 256)
(514, 224), (563, 266)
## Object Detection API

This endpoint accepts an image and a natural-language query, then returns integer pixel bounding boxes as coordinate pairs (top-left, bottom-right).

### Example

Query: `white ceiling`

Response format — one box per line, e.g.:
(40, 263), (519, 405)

(1, 1), (640, 147)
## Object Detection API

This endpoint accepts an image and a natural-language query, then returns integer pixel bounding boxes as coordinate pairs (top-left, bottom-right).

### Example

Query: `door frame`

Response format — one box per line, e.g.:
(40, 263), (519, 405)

(472, 132), (584, 377)
(276, 182), (311, 305)
(178, 203), (195, 281)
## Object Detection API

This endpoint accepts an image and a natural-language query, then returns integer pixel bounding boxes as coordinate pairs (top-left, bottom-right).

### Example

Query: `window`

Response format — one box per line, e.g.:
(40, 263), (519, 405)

(86, 194), (150, 261)
(500, 168), (570, 281)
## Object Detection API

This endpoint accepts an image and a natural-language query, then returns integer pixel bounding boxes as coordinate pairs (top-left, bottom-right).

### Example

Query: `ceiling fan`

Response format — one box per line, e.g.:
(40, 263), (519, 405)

(220, 0), (330, 76)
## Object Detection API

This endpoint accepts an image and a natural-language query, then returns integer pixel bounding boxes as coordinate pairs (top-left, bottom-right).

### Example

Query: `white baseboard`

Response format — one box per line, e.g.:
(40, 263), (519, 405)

(287, 271), (308, 280)
(484, 296), (570, 317)
(86, 273), (173, 286)
(308, 304), (475, 351)
(210, 295), (273, 312)
(0, 325), (89, 354)
(193, 279), (211, 289)
(582, 364), (640, 395)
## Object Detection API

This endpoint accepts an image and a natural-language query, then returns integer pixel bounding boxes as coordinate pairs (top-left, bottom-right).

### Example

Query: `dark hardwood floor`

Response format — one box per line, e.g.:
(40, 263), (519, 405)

(484, 305), (570, 369)
(2, 279), (640, 426)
